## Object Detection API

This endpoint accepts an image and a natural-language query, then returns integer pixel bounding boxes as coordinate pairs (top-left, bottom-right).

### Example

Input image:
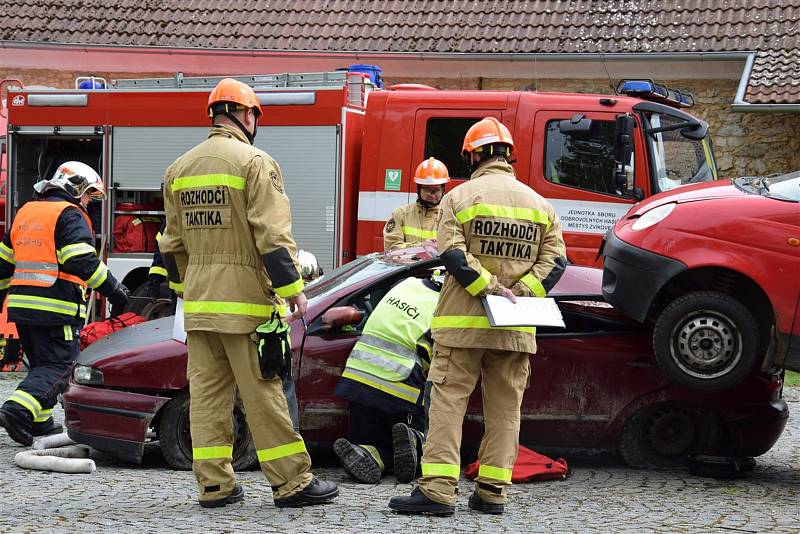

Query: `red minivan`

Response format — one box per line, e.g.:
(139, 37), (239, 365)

(603, 171), (800, 391)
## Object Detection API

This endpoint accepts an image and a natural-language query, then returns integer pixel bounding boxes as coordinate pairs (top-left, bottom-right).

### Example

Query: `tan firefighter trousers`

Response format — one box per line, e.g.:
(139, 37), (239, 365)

(187, 331), (313, 503)
(418, 343), (530, 506)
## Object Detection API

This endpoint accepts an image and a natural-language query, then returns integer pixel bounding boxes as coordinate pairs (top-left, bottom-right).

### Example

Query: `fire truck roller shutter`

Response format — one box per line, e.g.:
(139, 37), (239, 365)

(252, 126), (339, 274)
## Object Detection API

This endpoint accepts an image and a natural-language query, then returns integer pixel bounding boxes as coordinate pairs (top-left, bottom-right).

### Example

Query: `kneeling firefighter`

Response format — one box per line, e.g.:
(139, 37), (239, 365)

(0, 162), (130, 446)
(333, 275), (441, 483)
(383, 158), (449, 251)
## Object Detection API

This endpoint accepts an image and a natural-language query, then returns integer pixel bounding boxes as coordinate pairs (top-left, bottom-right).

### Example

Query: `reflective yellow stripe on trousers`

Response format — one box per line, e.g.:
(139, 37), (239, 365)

(7, 390), (42, 419)
(193, 445), (233, 460)
(421, 462), (460, 479)
(478, 464), (513, 483)
(34, 408), (54, 423)
(257, 440), (307, 463)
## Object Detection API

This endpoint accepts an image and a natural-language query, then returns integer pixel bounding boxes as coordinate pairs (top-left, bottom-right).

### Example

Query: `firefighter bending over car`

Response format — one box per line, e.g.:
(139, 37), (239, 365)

(332, 274), (441, 484)
(0, 162), (130, 446)
(389, 117), (567, 516)
(158, 78), (338, 509)
(383, 158), (449, 251)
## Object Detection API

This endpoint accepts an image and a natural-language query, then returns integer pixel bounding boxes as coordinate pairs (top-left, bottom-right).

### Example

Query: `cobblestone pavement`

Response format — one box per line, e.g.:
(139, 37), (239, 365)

(0, 373), (797, 534)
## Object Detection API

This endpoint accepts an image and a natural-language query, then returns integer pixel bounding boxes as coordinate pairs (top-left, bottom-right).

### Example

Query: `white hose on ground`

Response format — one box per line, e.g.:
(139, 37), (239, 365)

(34, 433), (76, 450)
(14, 445), (96, 474)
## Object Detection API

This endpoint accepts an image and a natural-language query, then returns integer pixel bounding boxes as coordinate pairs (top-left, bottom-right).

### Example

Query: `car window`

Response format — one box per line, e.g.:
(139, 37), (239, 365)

(425, 118), (481, 180)
(544, 120), (632, 196)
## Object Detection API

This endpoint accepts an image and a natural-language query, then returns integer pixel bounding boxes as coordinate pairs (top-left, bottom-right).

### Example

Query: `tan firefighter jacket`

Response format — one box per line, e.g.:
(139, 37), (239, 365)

(159, 124), (304, 334)
(383, 201), (442, 251)
(432, 159), (567, 353)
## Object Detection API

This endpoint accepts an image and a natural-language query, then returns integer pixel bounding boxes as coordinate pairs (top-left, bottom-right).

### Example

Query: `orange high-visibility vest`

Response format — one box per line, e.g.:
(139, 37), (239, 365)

(9, 201), (92, 288)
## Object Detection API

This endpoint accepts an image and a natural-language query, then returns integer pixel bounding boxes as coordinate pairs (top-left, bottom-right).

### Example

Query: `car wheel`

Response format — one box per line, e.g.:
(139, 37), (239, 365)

(653, 291), (760, 392)
(158, 390), (259, 471)
(618, 402), (719, 469)
(123, 282), (173, 321)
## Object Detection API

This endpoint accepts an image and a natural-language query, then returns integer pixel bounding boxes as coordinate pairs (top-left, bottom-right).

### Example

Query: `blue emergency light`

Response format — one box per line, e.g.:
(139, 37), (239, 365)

(616, 80), (694, 109)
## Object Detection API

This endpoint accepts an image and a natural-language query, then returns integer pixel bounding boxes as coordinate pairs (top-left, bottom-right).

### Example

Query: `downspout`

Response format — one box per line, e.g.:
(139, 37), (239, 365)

(732, 52), (800, 112)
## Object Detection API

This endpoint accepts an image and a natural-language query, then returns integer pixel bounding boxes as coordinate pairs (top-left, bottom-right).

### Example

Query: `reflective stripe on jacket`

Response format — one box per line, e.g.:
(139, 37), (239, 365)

(10, 201), (90, 288)
(383, 201), (441, 251)
(159, 124), (304, 334)
(336, 277), (439, 410)
(432, 159), (567, 353)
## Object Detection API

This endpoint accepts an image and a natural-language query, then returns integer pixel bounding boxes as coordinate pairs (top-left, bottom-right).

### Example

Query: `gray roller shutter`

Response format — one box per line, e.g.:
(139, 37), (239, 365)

(112, 125), (339, 272)
(112, 127), (208, 189)
(254, 126), (339, 273)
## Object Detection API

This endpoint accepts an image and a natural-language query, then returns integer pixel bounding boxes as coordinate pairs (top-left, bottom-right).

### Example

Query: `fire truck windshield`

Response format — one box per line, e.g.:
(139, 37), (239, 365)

(647, 112), (718, 193)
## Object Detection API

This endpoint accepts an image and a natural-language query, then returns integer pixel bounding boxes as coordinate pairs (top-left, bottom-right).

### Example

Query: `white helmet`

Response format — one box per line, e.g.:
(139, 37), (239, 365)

(34, 161), (106, 199)
(298, 250), (323, 282)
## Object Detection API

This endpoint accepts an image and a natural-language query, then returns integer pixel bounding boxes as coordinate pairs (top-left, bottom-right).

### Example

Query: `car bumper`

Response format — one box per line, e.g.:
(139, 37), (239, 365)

(62, 382), (170, 463)
(722, 399), (789, 457)
(601, 230), (686, 322)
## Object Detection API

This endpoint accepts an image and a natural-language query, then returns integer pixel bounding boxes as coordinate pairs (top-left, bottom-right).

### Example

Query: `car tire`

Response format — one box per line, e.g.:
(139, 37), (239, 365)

(123, 282), (173, 321)
(158, 390), (259, 471)
(618, 402), (719, 469)
(653, 291), (760, 392)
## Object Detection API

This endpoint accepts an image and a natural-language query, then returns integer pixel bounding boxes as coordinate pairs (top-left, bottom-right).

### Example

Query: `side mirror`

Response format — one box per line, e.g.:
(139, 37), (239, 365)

(680, 120), (708, 141)
(613, 114), (636, 195)
(558, 114), (593, 135)
(320, 306), (362, 327)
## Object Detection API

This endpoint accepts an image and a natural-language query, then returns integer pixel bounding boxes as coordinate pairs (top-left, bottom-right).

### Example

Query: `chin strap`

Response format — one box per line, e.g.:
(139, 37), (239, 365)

(224, 112), (256, 145)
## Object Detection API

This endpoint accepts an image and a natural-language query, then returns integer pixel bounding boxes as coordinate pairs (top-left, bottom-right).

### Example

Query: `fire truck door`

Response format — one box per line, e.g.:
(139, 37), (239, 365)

(531, 111), (646, 266)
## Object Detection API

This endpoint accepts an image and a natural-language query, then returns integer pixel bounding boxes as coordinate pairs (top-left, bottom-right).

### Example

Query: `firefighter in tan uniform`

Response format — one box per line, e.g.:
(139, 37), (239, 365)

(383, 158), (449, 251)
(389, 117), (567, 516)
(159, 78), (338, 509)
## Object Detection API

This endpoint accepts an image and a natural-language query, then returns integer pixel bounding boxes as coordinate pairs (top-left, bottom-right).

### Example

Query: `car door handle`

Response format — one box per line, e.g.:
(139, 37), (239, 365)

(625, 359), (658, 368)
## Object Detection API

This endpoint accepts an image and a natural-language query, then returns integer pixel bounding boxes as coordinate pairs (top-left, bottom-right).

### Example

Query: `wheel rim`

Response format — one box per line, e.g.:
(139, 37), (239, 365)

(669, 308), (742, 380)
(645, 406), (696, 459)
(141, 300), (173, 321)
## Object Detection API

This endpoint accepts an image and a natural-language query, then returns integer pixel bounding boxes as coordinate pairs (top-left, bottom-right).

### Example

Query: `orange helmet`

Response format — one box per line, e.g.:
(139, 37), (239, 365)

(414, 157), (450, 186)
(207, 78), (263, 118)
(461, 117), (514, 156)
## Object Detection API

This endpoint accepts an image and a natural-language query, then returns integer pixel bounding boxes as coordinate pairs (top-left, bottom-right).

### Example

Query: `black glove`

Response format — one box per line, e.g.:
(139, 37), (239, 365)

(146, 274), (165, 301)
(108, 282), (131, 310)
(255, 315), (292, 380)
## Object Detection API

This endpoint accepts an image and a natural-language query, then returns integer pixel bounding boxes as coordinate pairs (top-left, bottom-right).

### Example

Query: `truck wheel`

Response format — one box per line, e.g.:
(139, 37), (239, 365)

(158, 390), (258, 471)
(124, 282), (173, 321)
(618, 403), (719, 469)
(653, 291), (760, 392)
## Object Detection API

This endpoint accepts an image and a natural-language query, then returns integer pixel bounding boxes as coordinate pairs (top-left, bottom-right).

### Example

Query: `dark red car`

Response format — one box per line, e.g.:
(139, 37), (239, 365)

(63, 249), (788, 471)
(603, 171), (800, 391)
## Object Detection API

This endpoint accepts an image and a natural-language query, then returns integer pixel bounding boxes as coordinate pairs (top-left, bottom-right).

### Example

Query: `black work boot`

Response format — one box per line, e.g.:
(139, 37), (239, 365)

(392, 423), (420, 483)
(199, 483), (244, 508)
(468, 491), (504, 515)
(32, 418), (63, 437)
(388, 487), (454, 516)
(333, 437), (382, 484)
(274, 477), (339, 508)
(0, 406), (33, 446)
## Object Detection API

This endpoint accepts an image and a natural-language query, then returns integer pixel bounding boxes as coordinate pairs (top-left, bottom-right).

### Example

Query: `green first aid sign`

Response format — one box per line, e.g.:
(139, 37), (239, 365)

(384, 169), (401, 191)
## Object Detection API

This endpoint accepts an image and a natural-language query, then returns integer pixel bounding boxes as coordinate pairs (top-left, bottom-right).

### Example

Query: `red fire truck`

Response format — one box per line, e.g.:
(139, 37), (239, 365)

(2, 71), (718, 314)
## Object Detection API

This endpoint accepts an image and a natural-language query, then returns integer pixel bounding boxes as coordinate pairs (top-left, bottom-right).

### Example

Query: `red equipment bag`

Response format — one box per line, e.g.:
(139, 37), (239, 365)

(465, 445), (569, 482)
(112, 202), (163, 253)
(80, 312), (147, 350)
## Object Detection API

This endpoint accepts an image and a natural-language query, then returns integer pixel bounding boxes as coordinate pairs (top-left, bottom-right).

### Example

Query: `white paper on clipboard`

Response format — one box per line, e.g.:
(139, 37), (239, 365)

(482, 296), (566, 328)
(172, 298), (187, 343)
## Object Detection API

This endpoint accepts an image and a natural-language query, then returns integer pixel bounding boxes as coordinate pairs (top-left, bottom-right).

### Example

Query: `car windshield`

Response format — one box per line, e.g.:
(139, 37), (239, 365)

(740, 170), (800, 202)
(646, 112), (718, 193)
(305, 254), (402, 304)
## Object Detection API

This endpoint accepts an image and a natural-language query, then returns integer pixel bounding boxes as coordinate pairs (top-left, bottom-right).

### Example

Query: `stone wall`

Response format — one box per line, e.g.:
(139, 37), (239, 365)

(3, 68), (798, 178)
(386, 76), (800, 179)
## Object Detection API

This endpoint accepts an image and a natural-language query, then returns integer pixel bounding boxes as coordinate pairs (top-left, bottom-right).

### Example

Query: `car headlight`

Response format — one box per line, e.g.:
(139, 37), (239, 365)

(631, 203), (676, 231)
(73, 365), (104, 385)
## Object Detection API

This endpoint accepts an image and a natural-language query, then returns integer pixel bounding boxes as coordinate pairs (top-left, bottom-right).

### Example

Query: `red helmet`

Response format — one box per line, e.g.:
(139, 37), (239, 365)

(461, 117), (514, 157)
(414, 157), (450, 186)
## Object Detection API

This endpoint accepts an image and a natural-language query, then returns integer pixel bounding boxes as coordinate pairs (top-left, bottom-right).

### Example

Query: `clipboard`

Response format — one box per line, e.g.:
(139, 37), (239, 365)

(481, 295), (566, 328)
